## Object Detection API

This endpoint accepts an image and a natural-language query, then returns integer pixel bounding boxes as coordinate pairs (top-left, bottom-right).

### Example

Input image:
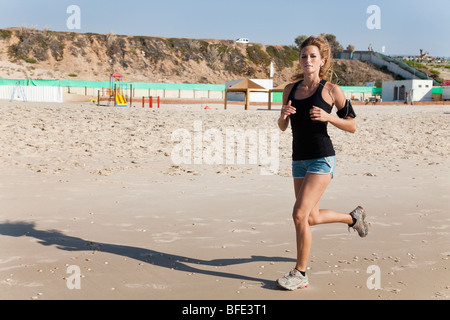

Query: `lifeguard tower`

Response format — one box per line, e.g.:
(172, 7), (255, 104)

(110, 72), (127, 106)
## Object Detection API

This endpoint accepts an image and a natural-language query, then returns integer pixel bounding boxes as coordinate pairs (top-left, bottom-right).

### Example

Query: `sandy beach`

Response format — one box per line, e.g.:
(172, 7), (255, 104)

(0, 100), (449, 300)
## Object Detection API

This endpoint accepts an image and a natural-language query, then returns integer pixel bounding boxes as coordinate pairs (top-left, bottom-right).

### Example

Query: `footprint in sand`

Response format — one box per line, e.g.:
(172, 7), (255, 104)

(152, 231), (191, 243)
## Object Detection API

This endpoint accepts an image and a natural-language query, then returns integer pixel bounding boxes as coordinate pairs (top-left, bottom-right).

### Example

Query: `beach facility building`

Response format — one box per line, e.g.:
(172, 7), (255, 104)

(225, 79), (272, 103)
(382, 80), (433, 102)
(224, 79), (271, 110)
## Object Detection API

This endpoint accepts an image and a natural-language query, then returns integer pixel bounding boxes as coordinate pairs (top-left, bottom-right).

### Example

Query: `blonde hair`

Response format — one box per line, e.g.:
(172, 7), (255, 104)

(294, 35), (333, 81)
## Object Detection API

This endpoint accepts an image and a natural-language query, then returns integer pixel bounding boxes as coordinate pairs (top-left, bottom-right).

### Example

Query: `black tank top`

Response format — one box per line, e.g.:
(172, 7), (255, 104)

(288, 80), (336, 161)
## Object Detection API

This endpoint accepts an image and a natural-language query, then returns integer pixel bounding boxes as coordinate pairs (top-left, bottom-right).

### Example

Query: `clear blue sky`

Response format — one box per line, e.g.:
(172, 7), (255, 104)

(0, 0), (448, 56)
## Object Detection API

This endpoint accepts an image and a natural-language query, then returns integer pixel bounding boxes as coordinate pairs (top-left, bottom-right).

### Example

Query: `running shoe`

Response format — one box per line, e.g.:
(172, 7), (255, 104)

(349, 206), (368, 237)
(277, 269), (309, 291)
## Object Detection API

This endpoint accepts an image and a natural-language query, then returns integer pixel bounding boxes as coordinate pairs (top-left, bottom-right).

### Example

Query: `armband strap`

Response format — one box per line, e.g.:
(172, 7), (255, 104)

(337, 100), (357, 119)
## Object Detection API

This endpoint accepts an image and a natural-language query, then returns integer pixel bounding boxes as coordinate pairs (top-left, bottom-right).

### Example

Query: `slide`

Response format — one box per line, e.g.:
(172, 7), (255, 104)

(116, 94), (127, 106)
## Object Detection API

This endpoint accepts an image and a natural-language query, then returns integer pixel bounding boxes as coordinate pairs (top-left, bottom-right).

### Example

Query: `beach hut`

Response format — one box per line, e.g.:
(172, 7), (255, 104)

(268, 82), (290, 110)
(382, 80), (433, 102)
(224, 79), (269, 110)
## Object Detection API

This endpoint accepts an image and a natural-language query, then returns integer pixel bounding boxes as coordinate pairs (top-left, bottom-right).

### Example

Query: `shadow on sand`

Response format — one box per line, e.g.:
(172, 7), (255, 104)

(0, 221), (294, 290)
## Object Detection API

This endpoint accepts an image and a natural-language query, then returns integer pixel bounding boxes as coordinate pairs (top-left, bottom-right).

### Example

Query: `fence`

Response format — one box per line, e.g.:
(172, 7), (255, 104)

(0, 78), (400, 104)
(0, 78), (227, 101)
(0, 83), (63, 103)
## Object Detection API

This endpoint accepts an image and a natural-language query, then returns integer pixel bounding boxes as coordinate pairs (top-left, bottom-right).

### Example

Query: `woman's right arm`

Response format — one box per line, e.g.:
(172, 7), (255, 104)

(278, 84), (296, 132)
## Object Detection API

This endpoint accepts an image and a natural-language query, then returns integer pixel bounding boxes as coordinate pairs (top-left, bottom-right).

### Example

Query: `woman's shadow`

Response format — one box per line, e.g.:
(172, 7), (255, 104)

(0, 220), (294, 290)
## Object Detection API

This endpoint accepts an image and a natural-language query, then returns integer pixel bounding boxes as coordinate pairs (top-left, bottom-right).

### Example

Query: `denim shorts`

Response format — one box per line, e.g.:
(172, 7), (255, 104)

(292, 156), (336, 179)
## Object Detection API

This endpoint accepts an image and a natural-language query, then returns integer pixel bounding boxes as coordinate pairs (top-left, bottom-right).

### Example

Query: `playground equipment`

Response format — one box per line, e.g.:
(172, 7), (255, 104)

(110, 72), (127, 106)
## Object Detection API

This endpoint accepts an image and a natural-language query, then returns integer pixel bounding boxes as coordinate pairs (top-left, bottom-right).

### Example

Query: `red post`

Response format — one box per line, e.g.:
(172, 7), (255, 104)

(150, 96), (153, 109)
(158, 96), (160, 108)
(142, 96), (145, 108)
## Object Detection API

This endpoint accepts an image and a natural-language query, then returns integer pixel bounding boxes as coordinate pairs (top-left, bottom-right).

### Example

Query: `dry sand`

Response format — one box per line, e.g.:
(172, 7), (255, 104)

(0, 100), (449, 300)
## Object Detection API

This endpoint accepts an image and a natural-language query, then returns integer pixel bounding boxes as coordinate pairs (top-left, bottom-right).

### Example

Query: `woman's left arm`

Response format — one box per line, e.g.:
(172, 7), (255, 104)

(310, 84), (356, 133)
(329, 112), (356, 133)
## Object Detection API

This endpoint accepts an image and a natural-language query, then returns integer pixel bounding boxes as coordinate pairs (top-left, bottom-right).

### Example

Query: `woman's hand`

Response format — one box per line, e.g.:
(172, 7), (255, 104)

(281, 100), (296, 120)
(310, 106), (330, 122)
(278, 100), (295, 131)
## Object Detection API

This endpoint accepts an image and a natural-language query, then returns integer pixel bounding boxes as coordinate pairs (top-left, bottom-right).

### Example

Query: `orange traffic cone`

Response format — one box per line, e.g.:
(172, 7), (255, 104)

(204, 106), (211, 110)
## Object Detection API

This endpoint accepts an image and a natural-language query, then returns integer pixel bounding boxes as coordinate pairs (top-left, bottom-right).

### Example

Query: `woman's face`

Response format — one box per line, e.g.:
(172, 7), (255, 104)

(300, 45), (325, 76)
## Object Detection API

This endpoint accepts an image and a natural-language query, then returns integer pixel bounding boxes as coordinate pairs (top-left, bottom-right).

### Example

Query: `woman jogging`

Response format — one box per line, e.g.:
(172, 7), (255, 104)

(277, 35), (368, 291)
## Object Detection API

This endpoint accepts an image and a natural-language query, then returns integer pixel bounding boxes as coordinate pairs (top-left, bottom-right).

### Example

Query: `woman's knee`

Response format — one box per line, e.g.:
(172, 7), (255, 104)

(292, 206), (309, 226)
(293, 205), (320, 226)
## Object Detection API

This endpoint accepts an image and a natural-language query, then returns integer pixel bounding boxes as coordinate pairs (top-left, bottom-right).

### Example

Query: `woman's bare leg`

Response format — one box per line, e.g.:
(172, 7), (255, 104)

(292, 173), (355, 272)
(309, 207), (354, 226)
(294, 177), (354, 226)
(293, 173), (332, 271)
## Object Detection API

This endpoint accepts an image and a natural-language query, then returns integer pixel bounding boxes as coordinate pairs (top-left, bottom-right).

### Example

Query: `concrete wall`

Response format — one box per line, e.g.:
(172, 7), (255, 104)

(370, 55), (416, 80)
(65, 86), (225, 100)
(339, 51), (421, 81)
(342, 91), (374, 101)
(443, 87), (450, 100)
(71, 84), (376, 103)
(340, 51), (373, 61)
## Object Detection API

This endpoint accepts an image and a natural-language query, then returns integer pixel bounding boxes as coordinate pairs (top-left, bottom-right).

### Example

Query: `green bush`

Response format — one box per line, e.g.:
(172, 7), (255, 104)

(405, 60), (426, 69)
(246, 45), (271, 66)
(266, 45), (298, 69)
(0, 30), (12, 39)
(430, 69), (440, 75)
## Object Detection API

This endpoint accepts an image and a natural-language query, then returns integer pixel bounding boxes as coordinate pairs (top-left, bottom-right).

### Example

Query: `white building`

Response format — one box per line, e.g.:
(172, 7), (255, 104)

(236, 38), (249, 44)
(382, 80), (433, 102)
